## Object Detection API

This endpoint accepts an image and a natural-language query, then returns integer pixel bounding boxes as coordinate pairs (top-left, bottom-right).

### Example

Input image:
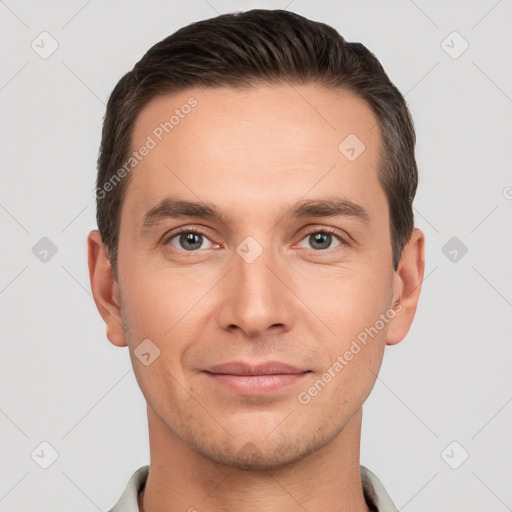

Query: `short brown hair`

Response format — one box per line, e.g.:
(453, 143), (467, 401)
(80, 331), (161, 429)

(96, 9), (417, 278)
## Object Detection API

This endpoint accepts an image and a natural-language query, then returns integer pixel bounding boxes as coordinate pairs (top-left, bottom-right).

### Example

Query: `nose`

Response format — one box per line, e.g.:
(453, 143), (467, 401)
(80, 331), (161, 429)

(216, 243), (296, 339)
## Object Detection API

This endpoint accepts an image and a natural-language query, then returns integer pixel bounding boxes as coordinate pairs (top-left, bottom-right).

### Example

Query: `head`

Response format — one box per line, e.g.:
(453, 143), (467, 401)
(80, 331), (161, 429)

(88, 9), (424, 470)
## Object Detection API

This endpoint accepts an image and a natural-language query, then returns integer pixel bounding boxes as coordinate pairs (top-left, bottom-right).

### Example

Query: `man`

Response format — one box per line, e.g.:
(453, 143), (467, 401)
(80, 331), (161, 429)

(88, 9), (425, 512)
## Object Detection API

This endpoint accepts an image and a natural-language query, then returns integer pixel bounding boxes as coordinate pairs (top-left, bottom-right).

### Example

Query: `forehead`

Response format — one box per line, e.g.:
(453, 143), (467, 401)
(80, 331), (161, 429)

(123, 83), (385, 223)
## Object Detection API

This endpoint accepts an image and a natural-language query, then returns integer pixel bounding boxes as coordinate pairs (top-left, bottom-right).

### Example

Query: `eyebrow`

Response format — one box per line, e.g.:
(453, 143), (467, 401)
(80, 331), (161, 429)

(141, 195), (370, 230)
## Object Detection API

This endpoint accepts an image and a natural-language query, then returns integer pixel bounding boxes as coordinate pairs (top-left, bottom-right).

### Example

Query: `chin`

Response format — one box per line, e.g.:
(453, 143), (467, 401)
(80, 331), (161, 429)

(189, 426), (334, 471)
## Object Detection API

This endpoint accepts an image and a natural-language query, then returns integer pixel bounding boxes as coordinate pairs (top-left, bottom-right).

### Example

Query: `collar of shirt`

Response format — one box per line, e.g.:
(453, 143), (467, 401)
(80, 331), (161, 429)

(108, 464), (398, 512)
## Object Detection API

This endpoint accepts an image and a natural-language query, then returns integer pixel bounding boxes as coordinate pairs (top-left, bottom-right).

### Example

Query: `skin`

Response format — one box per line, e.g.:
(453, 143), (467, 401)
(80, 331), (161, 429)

(88, 83), (425, 512)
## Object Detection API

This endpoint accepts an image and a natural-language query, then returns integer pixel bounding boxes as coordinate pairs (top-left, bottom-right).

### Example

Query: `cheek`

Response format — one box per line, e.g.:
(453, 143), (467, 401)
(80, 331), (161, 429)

(297, 344), (383, 419)
(118, 266), (209, 376)
(118, 257), (185, 335)
(296, 297), (389, 414)
(298, 262), (393, 336)
(293, 261), (392, 391)
(119, 278), (197, 411)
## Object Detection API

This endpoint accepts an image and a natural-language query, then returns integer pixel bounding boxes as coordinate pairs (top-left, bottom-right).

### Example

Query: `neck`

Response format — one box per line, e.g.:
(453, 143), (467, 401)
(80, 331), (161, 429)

(140, 406), (371, 512)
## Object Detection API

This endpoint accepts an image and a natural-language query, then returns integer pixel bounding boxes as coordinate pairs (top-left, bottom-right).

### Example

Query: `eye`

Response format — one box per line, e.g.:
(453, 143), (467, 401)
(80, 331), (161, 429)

(166, 229), (215, 251)
(297, 228), (344, 251)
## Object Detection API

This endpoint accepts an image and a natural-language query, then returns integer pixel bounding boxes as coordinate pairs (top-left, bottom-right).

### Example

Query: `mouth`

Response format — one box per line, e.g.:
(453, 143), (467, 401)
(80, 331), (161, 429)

(202, 361), (311, 395)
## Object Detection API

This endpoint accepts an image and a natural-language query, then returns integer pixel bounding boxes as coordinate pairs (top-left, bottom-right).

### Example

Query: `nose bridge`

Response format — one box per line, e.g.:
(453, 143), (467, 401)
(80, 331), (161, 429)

(217, 238), (295, 337)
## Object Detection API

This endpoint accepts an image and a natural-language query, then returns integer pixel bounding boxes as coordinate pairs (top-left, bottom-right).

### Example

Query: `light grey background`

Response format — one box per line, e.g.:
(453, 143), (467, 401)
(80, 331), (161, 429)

(1, 1), (511, 511)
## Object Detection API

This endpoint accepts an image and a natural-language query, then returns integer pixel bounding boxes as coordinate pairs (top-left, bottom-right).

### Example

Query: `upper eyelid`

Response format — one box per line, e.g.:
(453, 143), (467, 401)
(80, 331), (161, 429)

(163, 225), (213, 241)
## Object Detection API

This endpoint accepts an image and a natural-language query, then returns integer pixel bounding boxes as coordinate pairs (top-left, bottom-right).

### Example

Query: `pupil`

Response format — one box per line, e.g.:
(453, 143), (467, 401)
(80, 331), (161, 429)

(181, 232), (201, 250)
(311, 232), (331, 250)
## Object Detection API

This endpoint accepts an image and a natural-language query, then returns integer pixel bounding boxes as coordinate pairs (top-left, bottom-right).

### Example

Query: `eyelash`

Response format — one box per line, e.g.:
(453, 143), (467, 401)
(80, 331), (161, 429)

(163, 226), (345, 252)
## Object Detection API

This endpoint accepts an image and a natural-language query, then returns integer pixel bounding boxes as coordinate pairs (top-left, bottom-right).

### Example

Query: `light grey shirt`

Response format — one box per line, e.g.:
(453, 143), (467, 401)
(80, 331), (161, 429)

(109, 464), (398, 511)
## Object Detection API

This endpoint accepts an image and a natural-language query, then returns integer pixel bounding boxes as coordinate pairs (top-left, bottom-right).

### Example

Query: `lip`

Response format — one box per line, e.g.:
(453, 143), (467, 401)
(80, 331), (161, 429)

(203, 361), (310, 395)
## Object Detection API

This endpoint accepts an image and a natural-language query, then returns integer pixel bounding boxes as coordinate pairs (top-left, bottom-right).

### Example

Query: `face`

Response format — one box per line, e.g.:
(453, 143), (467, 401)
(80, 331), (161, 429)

(107, 84), (409, 468)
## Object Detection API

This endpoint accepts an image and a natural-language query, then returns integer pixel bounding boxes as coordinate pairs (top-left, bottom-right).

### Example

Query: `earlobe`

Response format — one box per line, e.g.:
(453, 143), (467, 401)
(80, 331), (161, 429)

(87, 230), (127, 347)
(386, 228), (425, 346)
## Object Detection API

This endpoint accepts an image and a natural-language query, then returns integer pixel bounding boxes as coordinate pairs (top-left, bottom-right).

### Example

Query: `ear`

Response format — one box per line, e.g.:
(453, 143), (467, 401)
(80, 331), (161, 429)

(87, 230), (127, 347)
(386, 228), (425, 346)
